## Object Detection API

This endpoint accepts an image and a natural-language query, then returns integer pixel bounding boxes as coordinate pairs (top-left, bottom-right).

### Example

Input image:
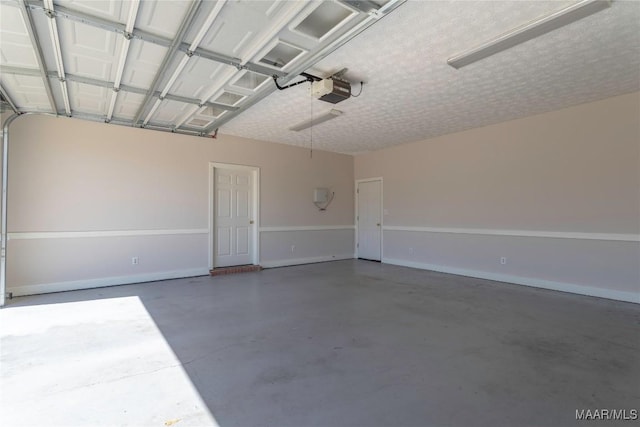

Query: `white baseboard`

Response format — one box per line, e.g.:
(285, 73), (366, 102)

(10, 258), (636, 304)
(382, 258), (639, 304)
(261, 254), (355, 268)
(7, 268), (210, 297)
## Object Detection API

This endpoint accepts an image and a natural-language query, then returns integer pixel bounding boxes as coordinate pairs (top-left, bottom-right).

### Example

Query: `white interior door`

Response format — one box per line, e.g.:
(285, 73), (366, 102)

(214, 167), (254, 267)
(357, 179), (382, 261)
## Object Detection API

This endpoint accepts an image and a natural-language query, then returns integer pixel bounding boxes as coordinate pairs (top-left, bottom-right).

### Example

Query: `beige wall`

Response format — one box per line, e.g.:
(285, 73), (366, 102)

(5, 92), (639, 301)
(10, 115), (354, 230)
(7, 114), (354, 294)
(356, 92), (640, 233)
(355, 92), (640, 302)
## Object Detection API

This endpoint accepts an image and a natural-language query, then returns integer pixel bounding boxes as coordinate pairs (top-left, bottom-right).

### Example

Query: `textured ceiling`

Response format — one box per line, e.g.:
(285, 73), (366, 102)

(222, 0), (640, 154)
(1, 1), (639, 154)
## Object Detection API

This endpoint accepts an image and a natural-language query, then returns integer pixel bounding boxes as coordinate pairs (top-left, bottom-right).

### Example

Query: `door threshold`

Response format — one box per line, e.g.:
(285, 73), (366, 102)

(210, 265), (263, 276)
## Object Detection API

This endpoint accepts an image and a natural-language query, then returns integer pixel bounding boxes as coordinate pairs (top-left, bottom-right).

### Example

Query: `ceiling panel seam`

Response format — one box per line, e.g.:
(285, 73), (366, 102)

(26, 0), (243, 56)
(25, 1), (126, 35)
(57, 111), (211, 138)
(42, 0), (71, 115)
(177, 45), (286, 78)
(26, 0), (171, 48)
(340, 0), (382, 15)
(171, 1), (315, 131)
(0, 66), (239, 114)
(154, 0), (229, 131)
(0, 66), (41, 77)
(8, 0), (408, 138)
(106, 0), (140, 123)
(131, 0), (203, 126)
(16, 0), (57, 113)
(175, 1), (356, 133)
(67, 111), (209, 138)
(0, 85), (19, 113)
(24, 0), (287, 78)
(200, 0), (407, 135)
(236, 1), (309, 68)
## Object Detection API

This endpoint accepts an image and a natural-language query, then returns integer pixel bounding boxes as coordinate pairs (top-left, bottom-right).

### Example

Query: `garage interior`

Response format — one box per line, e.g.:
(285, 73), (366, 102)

(1, 0), (639, 426)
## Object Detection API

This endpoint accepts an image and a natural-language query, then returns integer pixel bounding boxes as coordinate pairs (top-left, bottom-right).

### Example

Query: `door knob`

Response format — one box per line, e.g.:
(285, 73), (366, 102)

(377, 223), (381, 226)
(250, 220), (254, 224)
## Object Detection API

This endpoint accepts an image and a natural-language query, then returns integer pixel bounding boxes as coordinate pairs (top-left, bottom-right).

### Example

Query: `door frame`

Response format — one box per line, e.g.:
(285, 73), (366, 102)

(355, 177), (383, 260)
(209, 162), (260, 269)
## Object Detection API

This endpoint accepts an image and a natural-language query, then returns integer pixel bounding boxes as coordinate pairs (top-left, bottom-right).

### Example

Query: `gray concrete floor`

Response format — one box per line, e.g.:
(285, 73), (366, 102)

(1, 260), (638, 427)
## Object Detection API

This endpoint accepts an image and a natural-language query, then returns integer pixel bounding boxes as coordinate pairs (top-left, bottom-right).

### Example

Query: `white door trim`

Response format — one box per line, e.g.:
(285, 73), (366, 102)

(209, 162), (260, 269)
(355, 177), (383, 260)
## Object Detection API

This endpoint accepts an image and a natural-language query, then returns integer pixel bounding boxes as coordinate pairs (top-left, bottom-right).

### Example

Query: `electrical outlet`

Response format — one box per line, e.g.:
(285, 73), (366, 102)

(291, 245), (295, 253)
(500, 257), (507, 265)
(132, 256), (139, 265)
(409, 247), (414, 255)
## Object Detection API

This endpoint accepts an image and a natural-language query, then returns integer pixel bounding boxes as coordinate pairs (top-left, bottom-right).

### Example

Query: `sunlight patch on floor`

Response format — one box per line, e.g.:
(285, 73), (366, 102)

(0, 296), (219, 427)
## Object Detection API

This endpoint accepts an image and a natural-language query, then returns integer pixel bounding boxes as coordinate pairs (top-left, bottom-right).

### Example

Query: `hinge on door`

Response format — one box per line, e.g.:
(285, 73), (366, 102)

(357, 216), (359, 221)
(357, 189), (359, 194)
(357, 243), (359, 248)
